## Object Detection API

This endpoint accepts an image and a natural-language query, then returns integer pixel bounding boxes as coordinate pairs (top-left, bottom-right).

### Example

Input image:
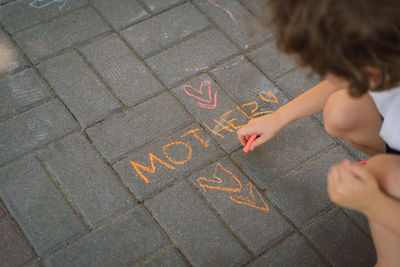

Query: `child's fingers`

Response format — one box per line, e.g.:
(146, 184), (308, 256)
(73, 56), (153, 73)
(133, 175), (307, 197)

(249, 135), (265, 151)
(237, 127), (256, 146)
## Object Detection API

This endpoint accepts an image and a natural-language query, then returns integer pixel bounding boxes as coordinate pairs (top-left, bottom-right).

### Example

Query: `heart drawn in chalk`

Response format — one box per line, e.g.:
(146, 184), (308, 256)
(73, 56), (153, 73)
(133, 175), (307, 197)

(183, 80), (218, 109)
(259, 90), (278, 104)
(229, 182), (270, 212)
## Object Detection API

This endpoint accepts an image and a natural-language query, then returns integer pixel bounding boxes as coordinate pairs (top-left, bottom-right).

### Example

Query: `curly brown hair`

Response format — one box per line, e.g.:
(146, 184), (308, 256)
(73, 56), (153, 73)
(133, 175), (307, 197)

(262, 0), (400, 97)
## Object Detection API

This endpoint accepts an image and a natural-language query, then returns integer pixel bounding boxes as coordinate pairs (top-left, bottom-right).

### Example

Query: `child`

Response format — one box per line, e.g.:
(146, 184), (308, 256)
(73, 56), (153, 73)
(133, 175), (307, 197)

(237, 0), (400, 266)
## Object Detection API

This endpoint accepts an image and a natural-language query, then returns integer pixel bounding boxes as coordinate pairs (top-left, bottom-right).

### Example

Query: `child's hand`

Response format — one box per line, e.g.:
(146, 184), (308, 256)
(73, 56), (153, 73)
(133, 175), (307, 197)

(237, 113), (283, 151)
(327, 159), (381, 214)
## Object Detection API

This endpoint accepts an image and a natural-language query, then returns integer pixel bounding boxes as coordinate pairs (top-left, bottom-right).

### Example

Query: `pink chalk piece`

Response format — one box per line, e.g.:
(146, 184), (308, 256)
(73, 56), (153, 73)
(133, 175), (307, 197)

(243, 134), (257, 153)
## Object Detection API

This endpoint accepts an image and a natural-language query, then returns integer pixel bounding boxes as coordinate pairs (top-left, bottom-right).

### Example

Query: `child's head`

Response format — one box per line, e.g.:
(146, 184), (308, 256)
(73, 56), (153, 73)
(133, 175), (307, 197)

(264, 0), (400, 96)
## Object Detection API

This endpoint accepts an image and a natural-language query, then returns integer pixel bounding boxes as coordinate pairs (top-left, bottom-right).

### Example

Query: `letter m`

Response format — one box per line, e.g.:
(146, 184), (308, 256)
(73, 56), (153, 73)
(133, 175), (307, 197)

(130, 153), (175, 184)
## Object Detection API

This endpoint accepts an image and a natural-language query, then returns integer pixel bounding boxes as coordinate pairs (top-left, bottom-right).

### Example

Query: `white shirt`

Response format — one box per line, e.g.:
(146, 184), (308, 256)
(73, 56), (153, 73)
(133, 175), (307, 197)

(369, 86), (400, 151)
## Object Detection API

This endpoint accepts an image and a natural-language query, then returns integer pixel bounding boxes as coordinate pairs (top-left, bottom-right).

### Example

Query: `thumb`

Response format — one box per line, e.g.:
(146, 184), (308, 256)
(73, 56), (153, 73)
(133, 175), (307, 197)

(249, 135), (266, 151)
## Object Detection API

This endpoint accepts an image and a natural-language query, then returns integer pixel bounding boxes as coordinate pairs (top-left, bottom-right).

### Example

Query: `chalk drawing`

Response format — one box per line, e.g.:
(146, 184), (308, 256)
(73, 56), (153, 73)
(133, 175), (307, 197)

(197, 163), (242, 193)
(183, 80), (218, 109)
(29, 0), (69, 10)
(259, 90), (278, 104)
(230, 182), (270, 212)
(180, 129), (209, 148)
(208, 0), (237, 24)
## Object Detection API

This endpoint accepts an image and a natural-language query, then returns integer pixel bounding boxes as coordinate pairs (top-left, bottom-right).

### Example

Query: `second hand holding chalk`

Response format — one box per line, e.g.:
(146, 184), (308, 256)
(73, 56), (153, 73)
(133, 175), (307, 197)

(243, 134), (258, 153)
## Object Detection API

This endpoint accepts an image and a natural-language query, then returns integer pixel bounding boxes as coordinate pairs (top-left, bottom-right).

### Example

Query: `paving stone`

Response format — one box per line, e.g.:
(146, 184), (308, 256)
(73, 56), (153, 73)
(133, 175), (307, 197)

(172, 74), (246, 152)
(121, 3), (210, 58)
(0, 99), (79, 167)
(0, 29), (26, 76)
(92, 0), (149, 30)
(211, 56), (289, 114)
(232, 118), (334, 189)
(248, 40), (297, 81)
(189, 157), (293, 255)
(24, 260), (40, 267)
(38, 51), (120, 128)
(0, 0), (88, 34)
(0, 68), (52, 120)
(0, 218), (34, 267)
(14, 8), (110, 63)
(0, 203), (6, 219)
(276, 67), (321, 99)
(79, 34), (164, 107)
(193, 0), (271, 49)
(344, 209), (370, 234)
(114, 124), (224, 201)
(86, 93), (193, 163)
(145, 29), (238, 88)
(337, 138), (369, 162)
(45, 207), (169, 266)
(37, 133), (135, 227)
(303, 208), (376, 266)
(142, 248), (188, 267)
(268, 147), (348, 227)
(140, 0), (184, 14)
(146, 180), (250, 266)
(239, 0), (269, 17)
(250, 234), (327, 267)
(0, 156), (86, 255)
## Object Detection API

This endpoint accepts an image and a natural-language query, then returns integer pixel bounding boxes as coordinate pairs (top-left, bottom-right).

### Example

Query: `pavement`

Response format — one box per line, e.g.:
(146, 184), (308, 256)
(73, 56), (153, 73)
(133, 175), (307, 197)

(0, 0), (376, 266)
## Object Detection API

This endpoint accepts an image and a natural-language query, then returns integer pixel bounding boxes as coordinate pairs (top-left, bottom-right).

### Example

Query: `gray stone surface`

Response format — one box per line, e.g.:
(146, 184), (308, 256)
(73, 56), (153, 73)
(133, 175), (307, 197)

(239, 0), (269, 17)
(0, 99), (79, 167)
(92, 0), (149, 30)
(145, 29), (238, 88)
(146, 180), (250, 266)
(303, 209), (376, 266)
(14, 8), (110, 63)
(140, 0), (184, 14)
(250, 234), (327, 267)
(344, 209), (370, 234)
(0, 29), (26, 76)
(114, 124), (224, 201)
(45, 207), (169, 266)
(172, 74), (247, 152)
(0, 203), (5, 219)
(276, 67), (321, 99)
(38, 51), (120, 128)
(211, 56), (289, 115)
(0, 68), (52, 120)
(232, 118), (334, 189)
(268, 147), (348, 227)
(189, 157), (293, 255)
(0, 156), (86, 255)
(0, 0), (88, 34)
(79, 34), (164, 107)
(121, 3), (210, 58)
(86, 93), (192, 163)
(193, 0), (271, 49)
(142, 248), (188, 267)
(248, 40), (297, 81)
(37, 133), (135, 227)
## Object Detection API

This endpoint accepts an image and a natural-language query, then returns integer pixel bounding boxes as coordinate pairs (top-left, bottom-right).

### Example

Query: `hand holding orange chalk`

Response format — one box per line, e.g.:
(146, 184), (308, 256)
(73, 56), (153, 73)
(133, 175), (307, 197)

(243, 134), (258, 153)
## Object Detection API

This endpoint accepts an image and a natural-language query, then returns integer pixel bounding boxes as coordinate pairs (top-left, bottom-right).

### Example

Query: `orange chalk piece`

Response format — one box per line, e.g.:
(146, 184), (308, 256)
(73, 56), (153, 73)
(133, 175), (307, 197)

(243, 134), (257, 153)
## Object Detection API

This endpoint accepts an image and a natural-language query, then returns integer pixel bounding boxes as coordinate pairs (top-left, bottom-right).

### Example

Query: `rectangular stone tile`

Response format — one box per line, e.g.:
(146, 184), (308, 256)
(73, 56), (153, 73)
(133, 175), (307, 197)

(193, 0), (271, 49)
(114, 124), (224, 200)
(0, 156), (86, 255)
(79, 34), (164, 107)
(0, 203), (5, 219)
(92, 0), (149, 30)
(189, 157), (293, 255)
(232, 118), (334, 189)
(303, 209), (376, 266)
(140, 0), (184, 14)
(37, 133), (135, 227)
(172, 74), (247, 152)
(146, 180), (250, 266)
(86, 93), (193, 163)
(142, 248), (189, 267)
(0, 29), (27, 76)
(0, 68), (52, 120)
(121, 3), (210, 58)
(14, 8), (110, 63)
(0, 0), (88, 34)
(38, 51), (120, 128)
(145, 29), (238, 88)
(248, 40), (297, 81)
(0, 218), (34, 266)
(250, 234), (327, 267)
(344, 209), (370, 234)
(239, 0), (269, 17)
(45, 207), (169, 266)
(211, 56), (289, 115)
(276, 67), (322, 99)
(268, 147), (347, 227)
(0, 99), (79, 167)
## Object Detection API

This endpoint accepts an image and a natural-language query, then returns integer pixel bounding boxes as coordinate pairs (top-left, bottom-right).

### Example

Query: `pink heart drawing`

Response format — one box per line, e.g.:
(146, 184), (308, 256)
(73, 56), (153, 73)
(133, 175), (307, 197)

(183, 80), (218, 109)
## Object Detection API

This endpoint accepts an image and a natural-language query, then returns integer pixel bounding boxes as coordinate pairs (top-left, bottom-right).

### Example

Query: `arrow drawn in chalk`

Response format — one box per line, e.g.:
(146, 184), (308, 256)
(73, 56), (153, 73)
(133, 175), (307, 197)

(183, 80), (218, 109)
(29, 0), (68, 10)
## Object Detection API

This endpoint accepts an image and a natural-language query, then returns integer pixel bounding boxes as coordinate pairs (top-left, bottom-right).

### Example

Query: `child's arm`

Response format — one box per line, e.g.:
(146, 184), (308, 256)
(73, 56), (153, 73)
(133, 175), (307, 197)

(367, 191), (400, 235)
(238, 79), (341, 150)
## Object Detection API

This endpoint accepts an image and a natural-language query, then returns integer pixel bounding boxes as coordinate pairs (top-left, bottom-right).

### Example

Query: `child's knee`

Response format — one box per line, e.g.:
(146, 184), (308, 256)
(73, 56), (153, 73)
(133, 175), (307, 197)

(323, 90), (353, 137)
